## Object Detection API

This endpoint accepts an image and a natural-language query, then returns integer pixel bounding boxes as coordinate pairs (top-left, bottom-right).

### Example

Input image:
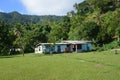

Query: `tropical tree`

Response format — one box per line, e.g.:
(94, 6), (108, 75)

(0, 22), (12, 55)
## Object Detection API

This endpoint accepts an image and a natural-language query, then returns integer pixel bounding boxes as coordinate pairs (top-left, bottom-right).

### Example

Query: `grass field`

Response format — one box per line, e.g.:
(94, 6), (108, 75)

(0, 50), (120, 80)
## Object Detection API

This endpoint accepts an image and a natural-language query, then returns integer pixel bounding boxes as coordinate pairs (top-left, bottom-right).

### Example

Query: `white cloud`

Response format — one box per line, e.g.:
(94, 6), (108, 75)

(21, 0), (84, 15)
(0, 9), (4, 12)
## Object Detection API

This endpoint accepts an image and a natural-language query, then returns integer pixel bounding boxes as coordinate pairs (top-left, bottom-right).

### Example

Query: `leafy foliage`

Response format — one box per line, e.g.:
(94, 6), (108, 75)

(0, 23), (12, 55)
(1, 0), (120, 54)
(0, 11), (63, 25)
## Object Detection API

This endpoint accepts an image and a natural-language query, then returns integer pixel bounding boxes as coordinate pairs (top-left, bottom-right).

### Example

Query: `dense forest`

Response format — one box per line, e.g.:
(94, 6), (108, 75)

(1, 0), (120, 55)
(0, 11), (63, 25)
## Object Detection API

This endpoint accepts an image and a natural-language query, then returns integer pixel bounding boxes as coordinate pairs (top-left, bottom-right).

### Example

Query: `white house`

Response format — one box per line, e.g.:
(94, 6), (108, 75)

(35, 40), (92, 54)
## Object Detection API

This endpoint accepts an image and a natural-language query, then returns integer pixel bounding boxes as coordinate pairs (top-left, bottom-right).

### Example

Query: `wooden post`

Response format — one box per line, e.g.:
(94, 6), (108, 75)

(115, 50), (118, 54)
(22, 49), (24, 56)
(76, 44), (77, 53)
(21, 46), (25, 57)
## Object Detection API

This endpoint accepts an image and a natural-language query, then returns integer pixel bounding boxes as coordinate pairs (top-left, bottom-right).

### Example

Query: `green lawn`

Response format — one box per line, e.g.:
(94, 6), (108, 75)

(0, 50), (120, 80)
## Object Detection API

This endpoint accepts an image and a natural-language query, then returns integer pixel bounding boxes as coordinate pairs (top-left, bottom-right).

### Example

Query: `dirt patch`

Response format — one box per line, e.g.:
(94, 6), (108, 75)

(95, 64), (104, 67)
(80, 60), (85, 62)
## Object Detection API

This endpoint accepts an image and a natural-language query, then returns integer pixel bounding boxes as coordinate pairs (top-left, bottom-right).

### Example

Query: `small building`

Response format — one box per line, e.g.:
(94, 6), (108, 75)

(35, 43), (69, 54)
(62, 40), (92, 52)
(35, 40), (92, 54)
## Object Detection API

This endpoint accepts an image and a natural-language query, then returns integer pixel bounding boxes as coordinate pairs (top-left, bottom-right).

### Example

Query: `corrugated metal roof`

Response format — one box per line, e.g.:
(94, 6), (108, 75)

(36, 40), (92, 47)
(36, 43), (69, 47)
(62, 40), (92, 44)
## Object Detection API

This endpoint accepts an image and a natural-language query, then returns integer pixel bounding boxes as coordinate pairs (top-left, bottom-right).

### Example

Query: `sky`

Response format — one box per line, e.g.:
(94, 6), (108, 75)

(0, 0), (84, 16)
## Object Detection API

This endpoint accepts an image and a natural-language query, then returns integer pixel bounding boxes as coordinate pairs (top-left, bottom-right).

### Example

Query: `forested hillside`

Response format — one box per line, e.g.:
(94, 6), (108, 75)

(67, 0), (120, 49)
(0, 11), (63, 25)
(1, 0), (120, 55)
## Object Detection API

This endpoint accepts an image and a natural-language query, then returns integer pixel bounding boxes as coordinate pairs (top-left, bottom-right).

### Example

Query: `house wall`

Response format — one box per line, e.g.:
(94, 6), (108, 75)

(53, 45), (67, 53)
(35, 43), (92, 54)
(35, 46), (43, 54)
(87, 43), (92, 51)
(77, 43), (92, 52)
(82, 44), (87, 51)
(75, 44), (83, 52)
(50, 44), (73, 53)
(81, 43), (92, 52)
(35, 45), (69, 53)
(61, 45), (67, 52)
(44, 45), (51, 53)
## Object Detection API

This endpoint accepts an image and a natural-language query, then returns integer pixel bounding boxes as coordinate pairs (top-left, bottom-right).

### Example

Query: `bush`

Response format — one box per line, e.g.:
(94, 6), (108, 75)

(0, 46), (10, 56)
(10, 51), (21, 55)
(104, 40), (119, 49)
(97, 40), (120, 52)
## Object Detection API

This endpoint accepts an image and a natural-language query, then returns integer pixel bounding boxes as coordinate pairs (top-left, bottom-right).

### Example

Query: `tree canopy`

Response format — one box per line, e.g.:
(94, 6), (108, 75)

(1, 0), (120, 55)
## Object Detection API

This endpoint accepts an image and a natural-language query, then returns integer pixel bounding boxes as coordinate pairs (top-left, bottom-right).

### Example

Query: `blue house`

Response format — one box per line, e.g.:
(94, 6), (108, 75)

(35, 40), (92, 54)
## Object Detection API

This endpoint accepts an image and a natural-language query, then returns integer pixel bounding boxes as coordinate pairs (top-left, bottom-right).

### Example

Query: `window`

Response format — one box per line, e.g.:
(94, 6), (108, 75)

(39, 46), (41, 51)
(77, 44), (82, 49)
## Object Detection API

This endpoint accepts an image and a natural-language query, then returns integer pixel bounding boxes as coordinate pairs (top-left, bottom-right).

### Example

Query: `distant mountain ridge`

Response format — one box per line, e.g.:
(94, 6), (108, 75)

(0, 11), (63, 25)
